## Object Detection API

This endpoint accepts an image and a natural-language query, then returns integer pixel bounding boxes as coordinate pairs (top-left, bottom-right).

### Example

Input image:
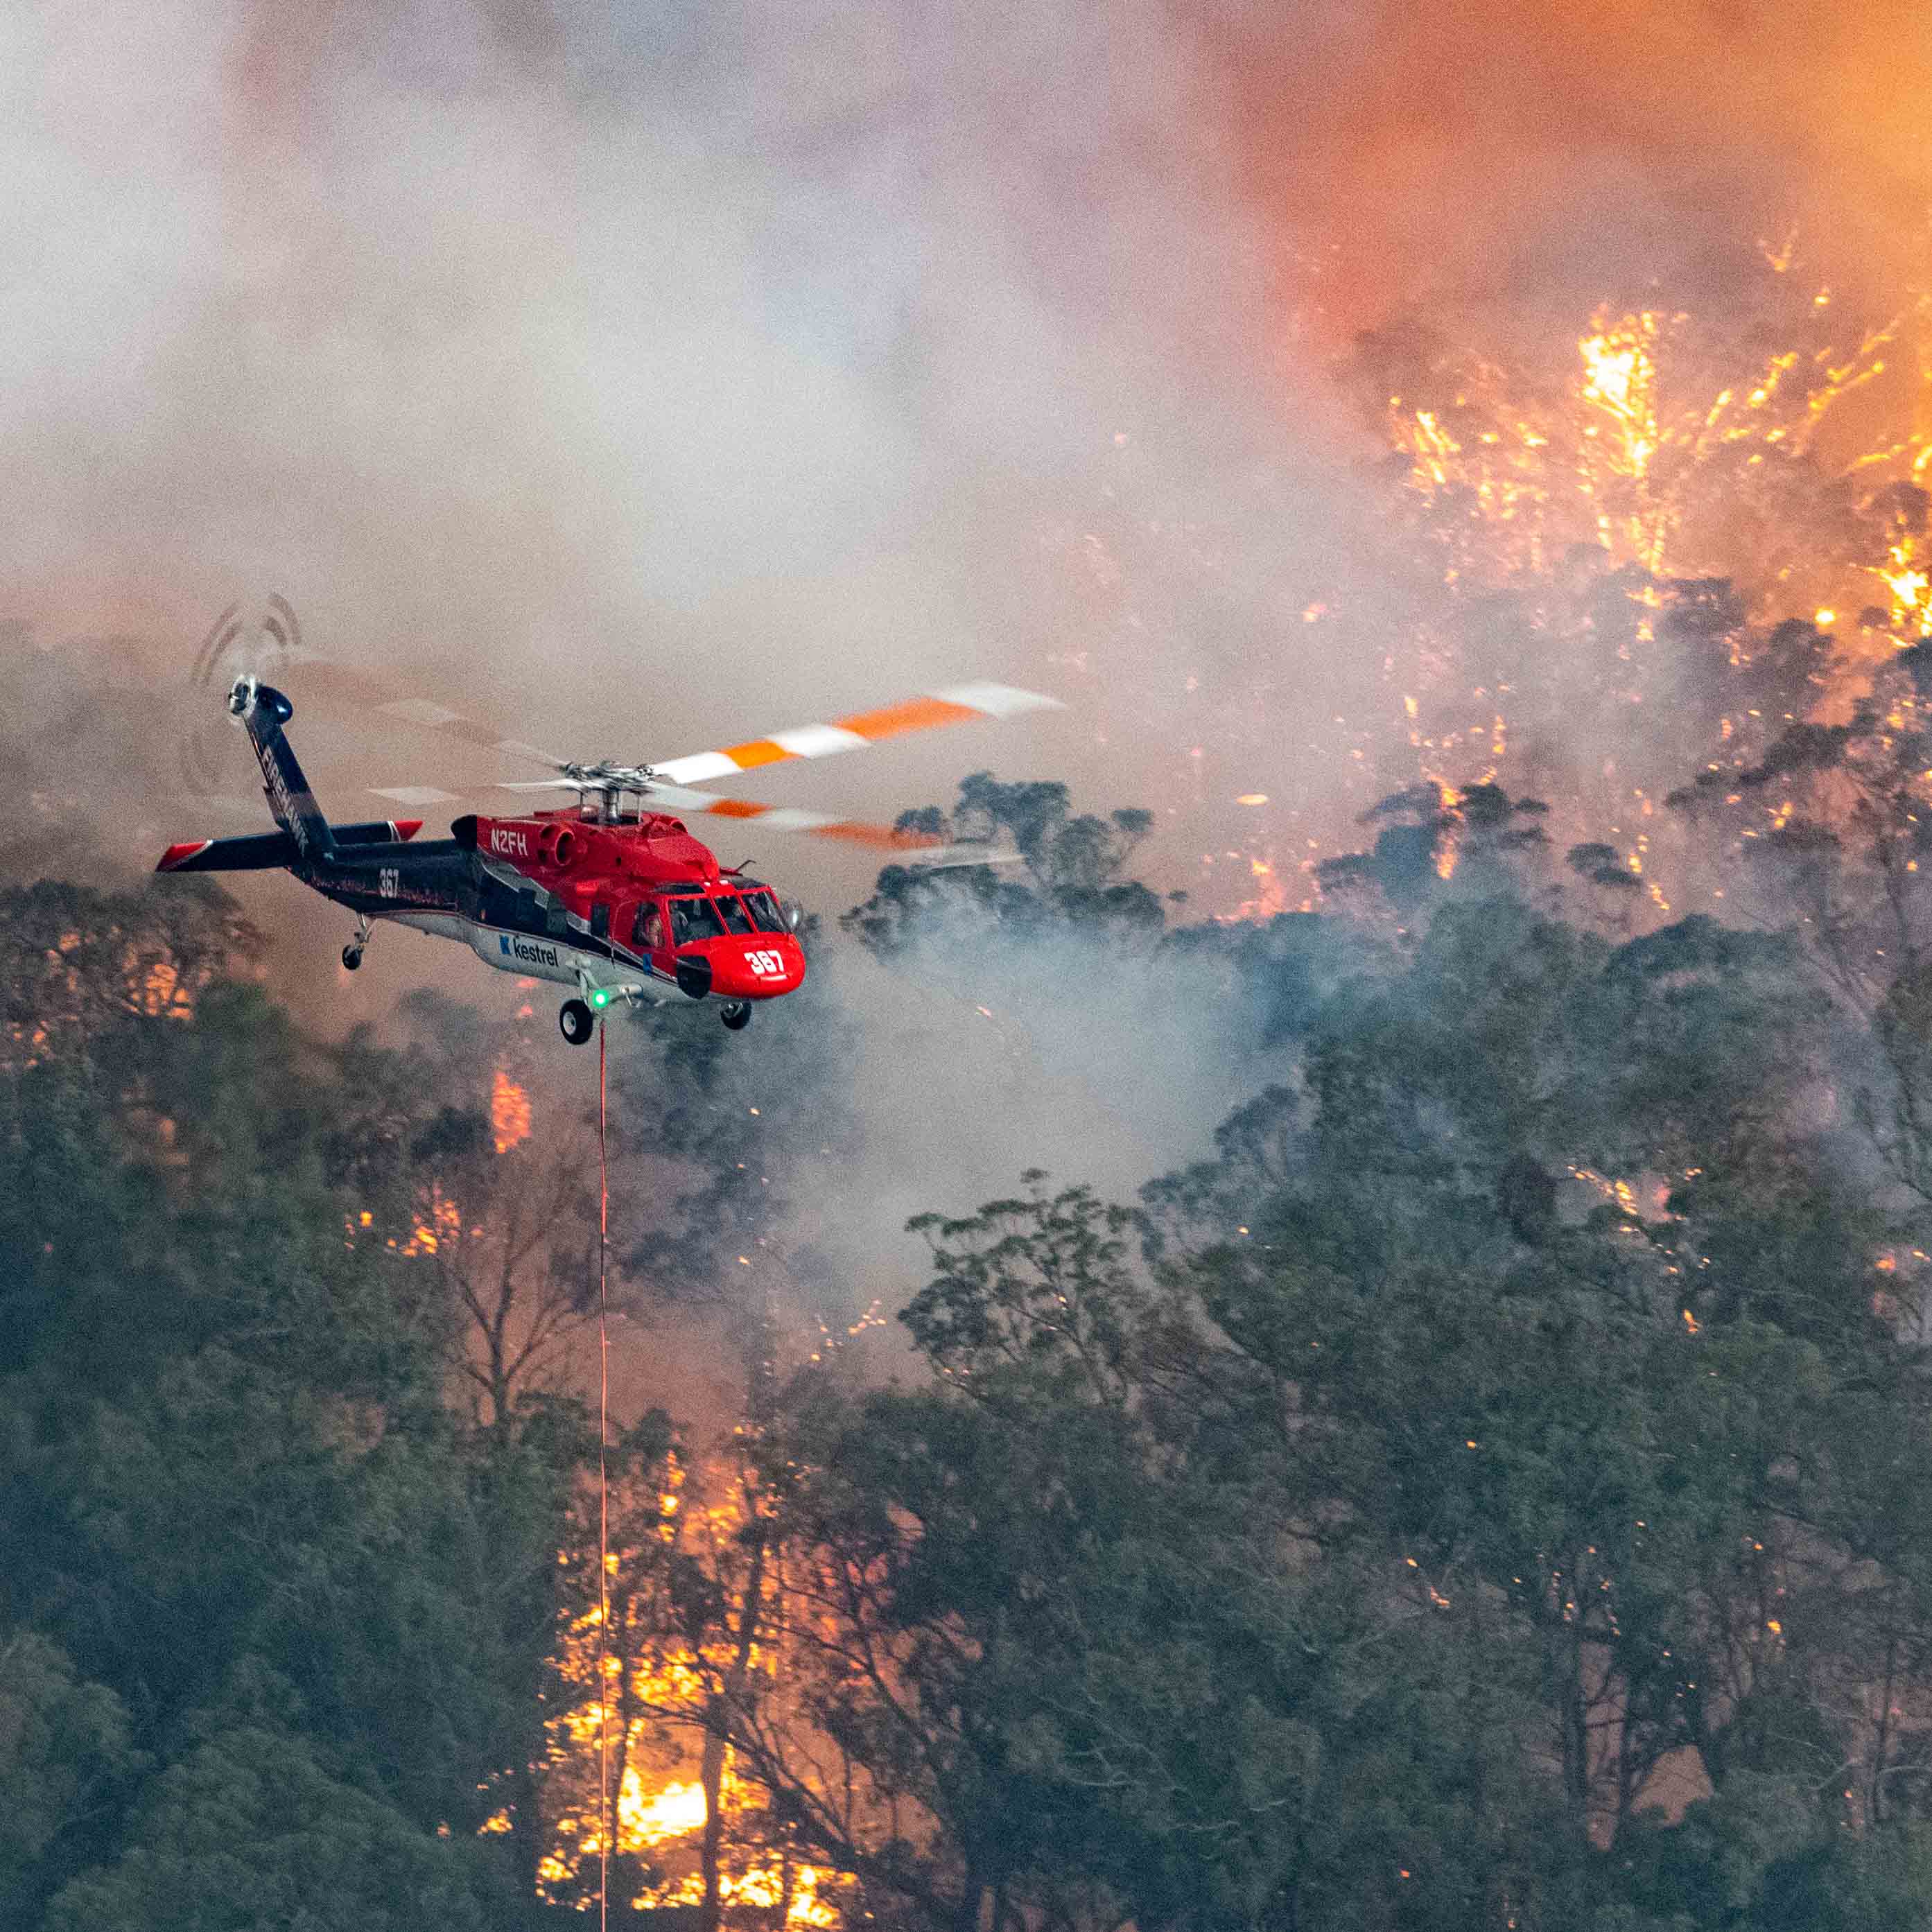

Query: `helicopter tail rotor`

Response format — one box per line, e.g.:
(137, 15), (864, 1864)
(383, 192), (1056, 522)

(179, 595), (312, 810)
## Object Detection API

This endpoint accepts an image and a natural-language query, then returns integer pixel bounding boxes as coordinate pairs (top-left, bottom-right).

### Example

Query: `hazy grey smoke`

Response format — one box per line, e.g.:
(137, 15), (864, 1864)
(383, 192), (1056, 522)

(794, 911), (1276, 1297)
(1, 0), (1379, 904)
(9, 1), (1931, 1406)
(16, 0), (1921, 909)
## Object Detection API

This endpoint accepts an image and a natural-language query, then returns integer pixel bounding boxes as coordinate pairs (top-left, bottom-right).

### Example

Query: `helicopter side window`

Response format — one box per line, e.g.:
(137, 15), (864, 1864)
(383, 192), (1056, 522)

(668, 896), (725, 947)
(742, 889), (787, 934)
(715, 893), (756, 937)
(590, 901), (611, 942)
(634, 904), (665, 952)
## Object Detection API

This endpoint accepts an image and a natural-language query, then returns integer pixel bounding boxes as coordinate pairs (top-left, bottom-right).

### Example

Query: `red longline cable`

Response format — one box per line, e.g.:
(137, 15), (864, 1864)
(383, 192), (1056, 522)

(598, 1017), (611, 1932)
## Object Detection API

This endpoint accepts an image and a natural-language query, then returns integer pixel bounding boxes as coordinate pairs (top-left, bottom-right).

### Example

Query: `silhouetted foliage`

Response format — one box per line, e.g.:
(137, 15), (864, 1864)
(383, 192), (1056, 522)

(0, 893), (584, 1925)
(1317, 781), (1551, 913)
(843, 772), (1165, 953)
(17, 809), (1932, 1932)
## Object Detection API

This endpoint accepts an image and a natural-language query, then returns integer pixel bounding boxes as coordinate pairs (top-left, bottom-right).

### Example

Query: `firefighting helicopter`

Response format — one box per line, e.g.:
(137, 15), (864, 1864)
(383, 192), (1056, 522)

(156, 602), (1060, 1043)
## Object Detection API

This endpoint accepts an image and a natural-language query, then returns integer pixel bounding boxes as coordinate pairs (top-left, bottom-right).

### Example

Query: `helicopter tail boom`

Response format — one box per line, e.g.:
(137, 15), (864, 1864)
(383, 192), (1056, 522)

(230, 679), (338, 860)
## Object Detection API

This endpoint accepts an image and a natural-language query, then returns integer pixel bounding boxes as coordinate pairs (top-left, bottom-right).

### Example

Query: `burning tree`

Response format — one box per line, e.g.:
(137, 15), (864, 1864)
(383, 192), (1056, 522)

(539, 1412), (864, 1930)
(1366, 281), (1931, 601)
(329, 992), (606, 1436)
(0, 876), (259, 1076)
(1298, 255), (1932, 927)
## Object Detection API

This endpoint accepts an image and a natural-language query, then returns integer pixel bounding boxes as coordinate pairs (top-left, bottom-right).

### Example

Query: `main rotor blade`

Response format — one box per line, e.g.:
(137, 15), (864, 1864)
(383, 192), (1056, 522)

(275, 661), (564, 767)
(642, 780), (946, 846)
(650, 684), (1061, 787)
(486, 776), (969, 852)
(368, 785), (468, 808)
(369, 679), (1061, 811)
(189, 602), (568, 802)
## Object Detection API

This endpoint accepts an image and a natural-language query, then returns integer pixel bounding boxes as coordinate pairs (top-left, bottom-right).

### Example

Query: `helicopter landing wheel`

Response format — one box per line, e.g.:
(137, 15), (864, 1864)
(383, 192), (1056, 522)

(342, 945), (363, 972)
(720, 1001), (752, 1032)
(559, 998), (595, 1045)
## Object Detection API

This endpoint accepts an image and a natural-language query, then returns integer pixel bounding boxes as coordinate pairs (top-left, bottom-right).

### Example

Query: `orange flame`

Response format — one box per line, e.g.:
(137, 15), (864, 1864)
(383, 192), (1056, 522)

(492, 1068), (532, 1155)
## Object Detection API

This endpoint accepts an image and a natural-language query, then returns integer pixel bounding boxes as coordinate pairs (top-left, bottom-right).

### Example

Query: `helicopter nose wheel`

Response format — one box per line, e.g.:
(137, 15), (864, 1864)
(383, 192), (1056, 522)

(342, 945), (363, 972)
(341, 914), (372, 973)
(720, 1002), (752, 1032)
(559, 998), (595, 1046)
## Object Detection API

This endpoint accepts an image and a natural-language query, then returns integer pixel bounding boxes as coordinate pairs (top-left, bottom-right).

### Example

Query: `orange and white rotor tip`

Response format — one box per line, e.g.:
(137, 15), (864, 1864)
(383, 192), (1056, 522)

(650, 684), (1063, 787)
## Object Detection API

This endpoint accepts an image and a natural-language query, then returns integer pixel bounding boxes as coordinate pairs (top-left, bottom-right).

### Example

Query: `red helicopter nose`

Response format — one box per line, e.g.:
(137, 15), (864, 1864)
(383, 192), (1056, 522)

(705, 934), (806, 1001)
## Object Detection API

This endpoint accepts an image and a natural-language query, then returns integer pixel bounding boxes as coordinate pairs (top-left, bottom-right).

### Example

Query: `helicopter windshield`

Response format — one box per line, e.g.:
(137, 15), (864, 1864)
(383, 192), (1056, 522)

(715, 893), (756, 937)
(742, 889), (788, 934)
(667, 896), (726, 946)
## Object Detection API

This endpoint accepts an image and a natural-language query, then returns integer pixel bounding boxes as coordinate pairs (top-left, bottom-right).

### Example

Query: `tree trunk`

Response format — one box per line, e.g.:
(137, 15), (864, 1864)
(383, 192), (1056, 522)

(1551, 1562), (1592, 1840)
(951, 1869), (984, 1932)
(701, 1707), (729, 1932)
(703, 1502), (773, 1932)
(610, 1580), (637, 1879)
(1872, 1610), (1899, 1827)
(505, 1750), (543, 1903)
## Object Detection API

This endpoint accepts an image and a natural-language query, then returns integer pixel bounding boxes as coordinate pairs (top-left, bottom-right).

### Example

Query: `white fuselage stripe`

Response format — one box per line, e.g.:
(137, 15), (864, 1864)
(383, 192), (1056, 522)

(383, 912), (680, 996)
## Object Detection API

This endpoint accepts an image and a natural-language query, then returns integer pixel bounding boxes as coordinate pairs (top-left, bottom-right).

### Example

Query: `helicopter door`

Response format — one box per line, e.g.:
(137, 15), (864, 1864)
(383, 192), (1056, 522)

(632, 898), (672, 967)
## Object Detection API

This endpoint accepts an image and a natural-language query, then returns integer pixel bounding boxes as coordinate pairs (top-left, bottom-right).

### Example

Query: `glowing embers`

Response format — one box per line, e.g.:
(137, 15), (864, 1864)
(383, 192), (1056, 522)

(1567, 1167), (1648, 1236)
(141, 956), (184, 1017)
(1384, 293), (1929, 595)
(1880, 532), (1932, 637)
(1578, 327), (1646, 421)
(401, 1187), (462, 1257)
(1431, 783), (1463, 880)
(1578, 315), (1661, 485)
(1230, 853), (1289, 920)
(491, 1066), (532, 1154)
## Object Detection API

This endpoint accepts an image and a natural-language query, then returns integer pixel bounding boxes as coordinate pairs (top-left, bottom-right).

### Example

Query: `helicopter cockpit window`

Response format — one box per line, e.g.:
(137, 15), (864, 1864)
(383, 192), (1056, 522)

(634, 904), (665, 952)
(742, 890), (787, 934)
(668, 896), (725, 946)
(715, 893), (756, 937)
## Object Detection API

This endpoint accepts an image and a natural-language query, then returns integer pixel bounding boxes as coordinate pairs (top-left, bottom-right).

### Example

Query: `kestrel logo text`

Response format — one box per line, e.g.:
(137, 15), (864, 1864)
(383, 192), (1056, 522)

(500, 934), (561, 968)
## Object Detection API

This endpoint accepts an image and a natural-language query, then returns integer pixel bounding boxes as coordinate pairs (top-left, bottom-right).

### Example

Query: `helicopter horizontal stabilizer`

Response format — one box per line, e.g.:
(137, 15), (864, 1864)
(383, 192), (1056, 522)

(156, 819), (424, 873)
